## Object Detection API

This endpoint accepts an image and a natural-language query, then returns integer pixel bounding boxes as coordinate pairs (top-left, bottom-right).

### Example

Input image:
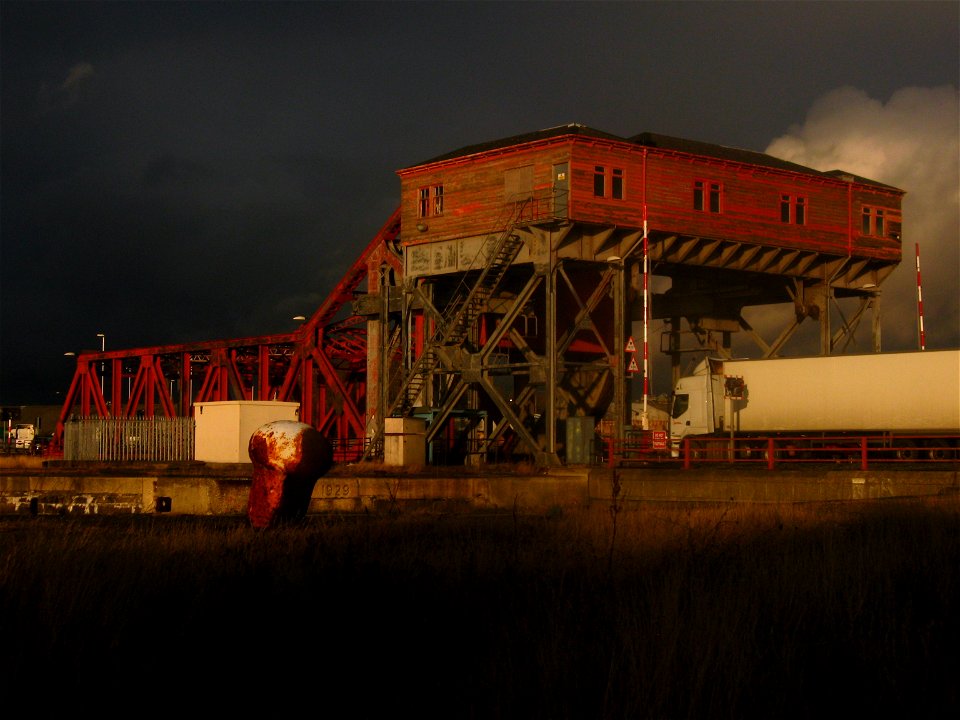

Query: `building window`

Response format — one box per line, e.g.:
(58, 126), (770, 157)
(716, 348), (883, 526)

(695, 180), (721, 212)
(780, 194), (806, 224)
(612, 168), (624, 199)
(419, 185), (443, 218)
(861, 206), (885, 236)
(419, 187), (430, 218)
(594, 166), (624, 199)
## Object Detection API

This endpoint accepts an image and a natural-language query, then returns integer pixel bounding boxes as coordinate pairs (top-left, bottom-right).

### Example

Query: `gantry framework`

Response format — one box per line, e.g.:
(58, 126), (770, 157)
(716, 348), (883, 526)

(57, 205), (894, 465)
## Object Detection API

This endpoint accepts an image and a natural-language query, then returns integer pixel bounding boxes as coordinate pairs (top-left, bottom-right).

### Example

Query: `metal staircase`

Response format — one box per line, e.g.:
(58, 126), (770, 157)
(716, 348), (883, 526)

(395, 230), (524, 410)
(362, 201), (533, 460)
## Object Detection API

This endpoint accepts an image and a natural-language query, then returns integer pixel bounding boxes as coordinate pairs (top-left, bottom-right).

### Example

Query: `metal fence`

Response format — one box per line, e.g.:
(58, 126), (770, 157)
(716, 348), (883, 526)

(603, 433), (960, 470)
(64, 417), (195, 462)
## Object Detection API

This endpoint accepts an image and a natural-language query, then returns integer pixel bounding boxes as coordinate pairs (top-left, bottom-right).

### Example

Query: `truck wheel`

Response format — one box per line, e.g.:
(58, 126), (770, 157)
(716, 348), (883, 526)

(925, 443), (955, 461)
(894, 441), (919, 461)
(778, 442), (804, 461)
(737, 443), (763, 461)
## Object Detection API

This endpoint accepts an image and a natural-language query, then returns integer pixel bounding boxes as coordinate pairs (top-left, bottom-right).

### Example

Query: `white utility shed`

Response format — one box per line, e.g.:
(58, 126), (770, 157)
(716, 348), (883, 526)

(194, 401), (301, 463)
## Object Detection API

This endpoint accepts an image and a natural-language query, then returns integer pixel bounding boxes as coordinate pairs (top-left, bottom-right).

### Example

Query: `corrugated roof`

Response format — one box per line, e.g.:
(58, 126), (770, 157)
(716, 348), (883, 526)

(403, 124), (903, 191)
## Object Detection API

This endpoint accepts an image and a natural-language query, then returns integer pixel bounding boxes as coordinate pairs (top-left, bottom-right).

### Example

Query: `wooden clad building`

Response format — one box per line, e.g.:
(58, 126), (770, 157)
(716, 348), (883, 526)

(398, 123), (901, 280)
(372, 124), (905, 465)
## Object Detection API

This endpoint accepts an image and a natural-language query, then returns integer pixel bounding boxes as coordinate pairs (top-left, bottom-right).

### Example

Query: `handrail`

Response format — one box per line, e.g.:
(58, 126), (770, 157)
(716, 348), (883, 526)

(605, 433), (960, 470)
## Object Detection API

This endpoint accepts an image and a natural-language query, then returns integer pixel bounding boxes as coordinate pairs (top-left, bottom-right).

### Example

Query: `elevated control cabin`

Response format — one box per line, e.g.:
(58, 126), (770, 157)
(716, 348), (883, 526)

(360, 124), (903, 465)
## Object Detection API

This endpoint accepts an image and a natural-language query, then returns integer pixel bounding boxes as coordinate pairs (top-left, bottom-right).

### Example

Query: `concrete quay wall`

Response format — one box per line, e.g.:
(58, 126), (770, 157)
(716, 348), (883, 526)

(0, 461), (956, 516)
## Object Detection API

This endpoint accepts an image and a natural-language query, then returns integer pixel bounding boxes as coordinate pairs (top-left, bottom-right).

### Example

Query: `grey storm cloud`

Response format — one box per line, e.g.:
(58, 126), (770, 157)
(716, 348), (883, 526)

(763, 85), (960, 352)
(39, 61), (94, 111)
(2, 0), (957, 405)
(62, 62), (94, 92)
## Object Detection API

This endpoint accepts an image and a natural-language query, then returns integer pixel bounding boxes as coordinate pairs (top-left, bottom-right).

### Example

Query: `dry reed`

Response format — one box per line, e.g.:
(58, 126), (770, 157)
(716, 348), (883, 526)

(0, 496), (956, 717)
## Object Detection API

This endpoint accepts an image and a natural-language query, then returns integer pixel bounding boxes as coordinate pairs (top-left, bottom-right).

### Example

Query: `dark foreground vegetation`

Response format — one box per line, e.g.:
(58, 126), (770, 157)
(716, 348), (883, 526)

(1, 496), (957, 718)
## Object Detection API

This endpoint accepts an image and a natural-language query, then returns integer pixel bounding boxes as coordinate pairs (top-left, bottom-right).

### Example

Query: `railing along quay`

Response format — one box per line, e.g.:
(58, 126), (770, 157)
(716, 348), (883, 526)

(605, 433), (960, 471)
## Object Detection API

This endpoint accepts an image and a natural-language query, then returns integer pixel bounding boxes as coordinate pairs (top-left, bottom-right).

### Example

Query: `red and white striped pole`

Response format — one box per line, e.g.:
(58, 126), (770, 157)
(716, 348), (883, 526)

(642, 220), (649, 428)
(916, 243), (926, 351)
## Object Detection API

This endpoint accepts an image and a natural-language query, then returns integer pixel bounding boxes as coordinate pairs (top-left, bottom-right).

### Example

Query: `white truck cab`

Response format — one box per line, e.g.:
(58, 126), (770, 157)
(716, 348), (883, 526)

(669, 359), (726, 455)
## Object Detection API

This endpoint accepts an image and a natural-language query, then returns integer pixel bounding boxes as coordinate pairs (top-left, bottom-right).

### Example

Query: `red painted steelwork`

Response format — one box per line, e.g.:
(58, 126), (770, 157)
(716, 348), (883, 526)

(55, 208), (403, 457)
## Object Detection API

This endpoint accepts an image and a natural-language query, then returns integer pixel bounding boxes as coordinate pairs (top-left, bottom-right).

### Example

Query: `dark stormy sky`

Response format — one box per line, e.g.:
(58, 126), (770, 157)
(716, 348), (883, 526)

(2, 1), (958, 405)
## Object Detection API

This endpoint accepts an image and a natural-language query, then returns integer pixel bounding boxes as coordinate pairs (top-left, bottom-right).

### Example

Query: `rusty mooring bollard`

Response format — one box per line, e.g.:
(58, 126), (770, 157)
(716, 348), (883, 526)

(247, 420), (334, 529)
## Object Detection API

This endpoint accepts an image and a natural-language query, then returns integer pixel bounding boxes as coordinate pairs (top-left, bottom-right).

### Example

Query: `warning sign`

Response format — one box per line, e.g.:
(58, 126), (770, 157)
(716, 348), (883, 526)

(625, 336), (637, 353)
(724, 375), (745, 399)
(627, 355), (640, 373)
(652, 431), (667, 450)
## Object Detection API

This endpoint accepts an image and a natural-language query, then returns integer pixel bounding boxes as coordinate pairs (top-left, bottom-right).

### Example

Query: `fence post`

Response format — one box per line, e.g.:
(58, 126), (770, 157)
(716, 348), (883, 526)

(860, 436), (869, 471)
(767, 438), (775, 471)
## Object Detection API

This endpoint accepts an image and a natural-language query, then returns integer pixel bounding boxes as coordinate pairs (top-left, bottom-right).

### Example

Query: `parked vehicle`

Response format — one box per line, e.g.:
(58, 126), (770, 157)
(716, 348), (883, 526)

(8, 423), (36, 453)
(32, 434), (54, 455)
(670, 349), (960, 460)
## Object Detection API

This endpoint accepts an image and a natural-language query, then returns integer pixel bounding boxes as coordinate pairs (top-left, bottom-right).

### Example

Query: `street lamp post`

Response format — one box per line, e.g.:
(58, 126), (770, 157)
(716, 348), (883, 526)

(96, 333), (105, 396)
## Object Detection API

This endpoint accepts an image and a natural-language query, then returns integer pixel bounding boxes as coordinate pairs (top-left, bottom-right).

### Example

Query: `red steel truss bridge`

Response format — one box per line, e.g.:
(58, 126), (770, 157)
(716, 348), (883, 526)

(55, 209), (403, 460)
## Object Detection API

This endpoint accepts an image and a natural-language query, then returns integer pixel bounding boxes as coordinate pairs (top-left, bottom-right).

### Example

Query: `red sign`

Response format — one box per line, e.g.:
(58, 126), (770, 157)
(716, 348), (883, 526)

(652, 431), (667, 450)
(625, 336), (637, 353)
(627, 355), (640, 373)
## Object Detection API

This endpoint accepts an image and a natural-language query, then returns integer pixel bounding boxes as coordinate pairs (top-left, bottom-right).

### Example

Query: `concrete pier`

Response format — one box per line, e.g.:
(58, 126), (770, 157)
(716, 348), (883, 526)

(0, 459), (956, 515)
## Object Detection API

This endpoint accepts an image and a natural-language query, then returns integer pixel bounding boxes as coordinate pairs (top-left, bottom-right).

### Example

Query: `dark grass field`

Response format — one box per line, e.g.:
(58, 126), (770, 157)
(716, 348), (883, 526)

(1, 496), (957, 718)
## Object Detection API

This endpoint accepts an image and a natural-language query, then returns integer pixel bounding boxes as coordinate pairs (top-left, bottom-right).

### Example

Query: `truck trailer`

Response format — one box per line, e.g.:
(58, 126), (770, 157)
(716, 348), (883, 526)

(669, 349), (960, 460)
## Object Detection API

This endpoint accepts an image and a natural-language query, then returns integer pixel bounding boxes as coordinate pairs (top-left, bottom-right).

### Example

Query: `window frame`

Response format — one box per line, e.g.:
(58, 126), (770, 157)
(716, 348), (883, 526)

(779, 193), (806, 224)
(861, 206), (886, 236)
(418, 187), (430, 218)
(594, 166), (625, 199)
(418, 184), (444, 218)
(694, 179), (722, 213)
(593, 166), (605, 197)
